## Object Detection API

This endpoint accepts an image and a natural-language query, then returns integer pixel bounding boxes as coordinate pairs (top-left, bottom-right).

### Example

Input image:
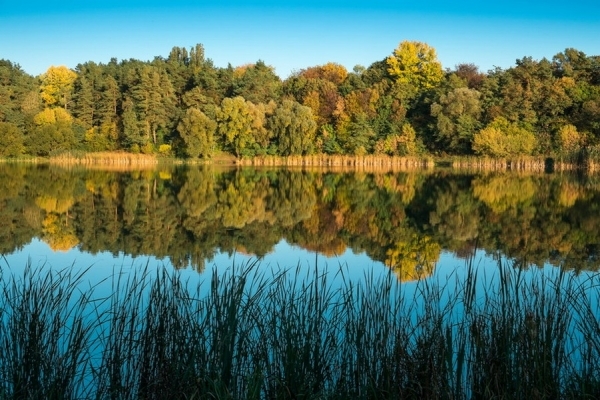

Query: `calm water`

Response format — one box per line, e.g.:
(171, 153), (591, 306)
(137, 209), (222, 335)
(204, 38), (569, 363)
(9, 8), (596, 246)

(1, 163), (600, 287)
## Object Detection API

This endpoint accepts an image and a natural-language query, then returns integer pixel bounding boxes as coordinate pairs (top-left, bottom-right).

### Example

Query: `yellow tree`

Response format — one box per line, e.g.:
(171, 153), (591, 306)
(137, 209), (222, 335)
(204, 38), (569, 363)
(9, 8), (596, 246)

(557, 124), (583, 157)
(386, 41), (444, 91)
(40, 65), (77, 110)
(472, 117), (537, 157)
(33, 107), (73, 125)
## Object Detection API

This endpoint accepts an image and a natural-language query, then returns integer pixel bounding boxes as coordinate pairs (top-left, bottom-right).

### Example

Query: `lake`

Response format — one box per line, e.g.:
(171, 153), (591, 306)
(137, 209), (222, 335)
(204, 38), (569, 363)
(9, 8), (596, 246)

(1, 163), (600, 398)
(1, 163), (599, 278)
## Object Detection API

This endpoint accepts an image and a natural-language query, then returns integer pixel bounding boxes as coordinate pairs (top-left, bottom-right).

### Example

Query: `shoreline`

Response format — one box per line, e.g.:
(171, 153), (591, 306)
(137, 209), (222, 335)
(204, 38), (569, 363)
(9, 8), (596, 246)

(1, 152), (598, 172)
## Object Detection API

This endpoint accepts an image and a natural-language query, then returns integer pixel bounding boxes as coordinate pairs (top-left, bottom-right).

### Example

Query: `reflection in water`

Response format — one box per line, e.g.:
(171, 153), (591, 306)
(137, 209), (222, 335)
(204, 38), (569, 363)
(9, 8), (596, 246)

(1, 164), (600, 279)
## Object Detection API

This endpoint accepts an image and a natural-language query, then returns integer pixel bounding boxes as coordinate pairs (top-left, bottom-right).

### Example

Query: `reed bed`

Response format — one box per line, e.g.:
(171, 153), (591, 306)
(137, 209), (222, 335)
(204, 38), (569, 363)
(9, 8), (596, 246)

(239, 155), (435, 171)
(46, 152), (159, 167)
(449, 156), (549, 172)
(0, 260), (599, 399)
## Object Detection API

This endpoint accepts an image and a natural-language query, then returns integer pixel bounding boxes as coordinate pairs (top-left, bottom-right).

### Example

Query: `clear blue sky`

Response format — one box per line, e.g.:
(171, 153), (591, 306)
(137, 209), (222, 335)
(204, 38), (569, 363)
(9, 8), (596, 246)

(1, 1), (599, 78)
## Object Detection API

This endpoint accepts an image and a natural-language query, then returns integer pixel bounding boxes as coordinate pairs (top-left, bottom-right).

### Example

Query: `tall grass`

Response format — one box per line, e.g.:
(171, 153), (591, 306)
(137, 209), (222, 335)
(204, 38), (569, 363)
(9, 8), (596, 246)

(0, 259), (599, 399)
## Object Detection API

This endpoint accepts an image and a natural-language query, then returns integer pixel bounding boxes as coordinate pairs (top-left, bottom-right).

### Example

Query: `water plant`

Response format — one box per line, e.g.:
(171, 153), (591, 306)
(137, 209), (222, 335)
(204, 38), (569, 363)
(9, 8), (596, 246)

(0, 258), (599, 399)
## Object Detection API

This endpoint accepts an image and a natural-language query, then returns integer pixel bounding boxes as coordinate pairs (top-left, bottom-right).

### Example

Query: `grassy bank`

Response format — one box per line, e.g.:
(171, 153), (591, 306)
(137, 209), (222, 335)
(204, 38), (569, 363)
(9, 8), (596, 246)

(0, 261), (599, 399)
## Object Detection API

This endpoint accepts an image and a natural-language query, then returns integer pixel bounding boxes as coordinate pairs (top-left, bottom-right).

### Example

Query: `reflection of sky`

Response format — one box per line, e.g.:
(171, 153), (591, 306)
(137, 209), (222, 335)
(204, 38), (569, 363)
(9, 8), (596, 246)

(3, 239), (593, 304)
(1, 238), (393, 299)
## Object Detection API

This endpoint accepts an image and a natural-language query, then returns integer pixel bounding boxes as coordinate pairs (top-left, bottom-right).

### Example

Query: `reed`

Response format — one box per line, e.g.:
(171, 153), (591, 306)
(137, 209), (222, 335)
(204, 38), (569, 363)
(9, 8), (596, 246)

(239, 154), (435, 172)
(47, 151), (159, 166)
(449, 156), (549, 172)
(0, 258), (599, 399)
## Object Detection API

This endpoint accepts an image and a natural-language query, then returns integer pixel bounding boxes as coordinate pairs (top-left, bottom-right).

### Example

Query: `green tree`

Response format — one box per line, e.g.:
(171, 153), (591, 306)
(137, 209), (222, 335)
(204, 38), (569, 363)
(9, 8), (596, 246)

(177, 107), (217, 158)
(72, 74), (96, 129)
(217, 96), (255, 157)
(132, 65), (176, 145)
(26, 121), (76, 156)
(268, 100), (317, 155)
(231, 60), (281, 104)
(431, 87), (482, 153)
(342, 114), (375, 155)
(0, 60), (37, 128)
(0, 122), (24, 156)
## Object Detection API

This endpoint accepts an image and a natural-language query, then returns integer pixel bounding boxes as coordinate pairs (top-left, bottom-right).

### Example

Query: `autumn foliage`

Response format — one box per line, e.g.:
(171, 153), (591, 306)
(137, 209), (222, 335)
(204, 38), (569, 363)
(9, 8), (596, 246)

(0, 42), (599, 162)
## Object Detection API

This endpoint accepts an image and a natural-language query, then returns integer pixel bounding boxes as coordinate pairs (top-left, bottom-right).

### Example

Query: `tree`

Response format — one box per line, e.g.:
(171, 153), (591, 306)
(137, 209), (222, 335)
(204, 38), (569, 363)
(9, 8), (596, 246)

(0, 122), (24, 156)
(0, 59), (37, 128)
(40, 66), (77, 110)
(231, 61), (281, 104)
(216, 96), (255, 157)
(72, 74), (96, 128)
(386, 41), (444, 91)
(26, 121), (76, 156)
(342, 114), (375, 155)
(472, 117), (537, 157)
(299, 62), (348, 85)
(453, 63), (485, 89)
(431, 87), (482, 153)
(177, 107), (217, 158)
(33, 107), (73, 125)
(556, 124), (583, 159)
(268, 100), (317, 155)
(132, 65), (176, 145)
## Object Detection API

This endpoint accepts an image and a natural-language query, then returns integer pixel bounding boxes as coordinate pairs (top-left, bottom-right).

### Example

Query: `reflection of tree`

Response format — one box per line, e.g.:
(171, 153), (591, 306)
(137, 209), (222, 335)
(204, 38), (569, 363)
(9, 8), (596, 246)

(3, 164), (600, 274)
(41, 213), (78, 252)
(31, 168), (82, 251)
(556, 179), (586, 208)
(0, 165), (37, 253)
(373, 173), (422, 205)
(385, 234), (441, 282)
(216, 171), (274, 229)
(268, 171), (316, 227)
(429, 178), (482, 249)
(74, 171), (121, 254)
(472, 174), (537, 213)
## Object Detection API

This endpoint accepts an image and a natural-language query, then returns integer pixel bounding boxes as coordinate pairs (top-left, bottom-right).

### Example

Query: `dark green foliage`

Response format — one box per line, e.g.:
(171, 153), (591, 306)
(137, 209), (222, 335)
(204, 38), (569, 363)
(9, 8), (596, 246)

(25, 121), (77, 156)
(231, 60), (281, 104)
(0, 122), (24, 156)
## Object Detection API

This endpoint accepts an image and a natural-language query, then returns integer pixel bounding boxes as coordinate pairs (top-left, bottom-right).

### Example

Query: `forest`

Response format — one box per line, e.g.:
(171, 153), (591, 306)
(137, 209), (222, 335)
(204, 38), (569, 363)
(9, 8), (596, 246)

(0, 41), (599, 160)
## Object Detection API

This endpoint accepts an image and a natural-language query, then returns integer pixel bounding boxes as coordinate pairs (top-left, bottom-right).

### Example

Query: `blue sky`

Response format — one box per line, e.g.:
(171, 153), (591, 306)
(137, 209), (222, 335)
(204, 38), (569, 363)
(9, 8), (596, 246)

(1, 1), (599, 78)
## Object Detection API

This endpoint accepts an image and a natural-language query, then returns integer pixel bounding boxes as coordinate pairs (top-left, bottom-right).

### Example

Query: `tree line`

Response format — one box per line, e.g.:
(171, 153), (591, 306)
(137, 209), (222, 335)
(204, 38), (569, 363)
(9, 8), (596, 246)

(0, 42), (599, 159)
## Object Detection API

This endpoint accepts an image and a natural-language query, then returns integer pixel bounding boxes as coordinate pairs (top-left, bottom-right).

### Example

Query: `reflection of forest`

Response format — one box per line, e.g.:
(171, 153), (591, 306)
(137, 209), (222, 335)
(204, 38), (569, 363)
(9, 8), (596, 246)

(1, 164), (599, 277)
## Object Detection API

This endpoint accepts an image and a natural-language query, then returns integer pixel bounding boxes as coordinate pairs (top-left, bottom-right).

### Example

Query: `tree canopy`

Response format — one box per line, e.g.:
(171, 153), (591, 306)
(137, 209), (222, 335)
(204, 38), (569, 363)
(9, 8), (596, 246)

(0, 41), (599, 160)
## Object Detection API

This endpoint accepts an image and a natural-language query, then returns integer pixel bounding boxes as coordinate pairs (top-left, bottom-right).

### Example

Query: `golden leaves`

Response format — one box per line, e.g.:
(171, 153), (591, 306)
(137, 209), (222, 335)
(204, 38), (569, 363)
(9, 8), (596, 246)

(40, 65), (77, 109)
(386, 41), (444, 90)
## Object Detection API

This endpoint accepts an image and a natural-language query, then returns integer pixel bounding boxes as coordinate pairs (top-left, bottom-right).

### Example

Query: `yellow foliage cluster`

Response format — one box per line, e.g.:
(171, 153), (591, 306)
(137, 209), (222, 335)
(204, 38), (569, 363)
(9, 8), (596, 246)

(40, 65), (77, 108)
(386, 41), (444, 90)
(472, 175), (536, 213)
(33, 107), (73, 126)
(35, 195), (74, 214)
(472, 117), (537, 157)
(385, 234), (441, 282)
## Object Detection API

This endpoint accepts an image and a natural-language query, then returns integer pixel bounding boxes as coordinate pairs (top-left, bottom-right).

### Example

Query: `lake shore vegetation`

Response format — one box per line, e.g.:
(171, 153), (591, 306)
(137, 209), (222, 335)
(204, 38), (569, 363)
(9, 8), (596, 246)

(1, 43), (599, 168)
(0, 260), (599, 399)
